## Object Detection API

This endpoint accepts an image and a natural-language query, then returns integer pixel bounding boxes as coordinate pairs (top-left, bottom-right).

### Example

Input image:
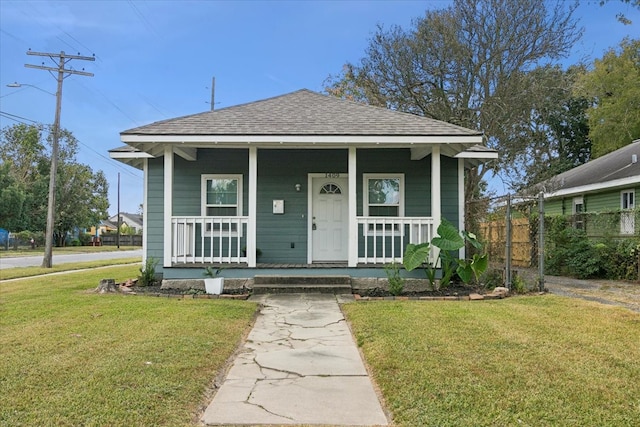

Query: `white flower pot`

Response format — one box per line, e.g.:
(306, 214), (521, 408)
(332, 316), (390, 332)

(204, 277), (224, 295)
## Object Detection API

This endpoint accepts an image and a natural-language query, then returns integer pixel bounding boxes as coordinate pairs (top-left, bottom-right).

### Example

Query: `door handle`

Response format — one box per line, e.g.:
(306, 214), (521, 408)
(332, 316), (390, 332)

(312, 223), (317, 230)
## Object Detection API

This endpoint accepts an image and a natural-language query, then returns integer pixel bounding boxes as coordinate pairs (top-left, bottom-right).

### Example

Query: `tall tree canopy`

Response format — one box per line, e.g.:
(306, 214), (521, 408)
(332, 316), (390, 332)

(575, 37), (640, 158)
(502, 65), (591, 190)
(0, 123), (109, 245)
(324, 0), (583, 223)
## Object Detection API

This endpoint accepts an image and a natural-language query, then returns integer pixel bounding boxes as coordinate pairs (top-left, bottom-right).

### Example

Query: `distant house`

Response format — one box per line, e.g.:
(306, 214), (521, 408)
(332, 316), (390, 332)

(541, 139), (640, 236)
(110, 89), (496, 280)
(90, 221), (115, 237)
(90, 213), (143, 237)
(108, 212), (143, 234)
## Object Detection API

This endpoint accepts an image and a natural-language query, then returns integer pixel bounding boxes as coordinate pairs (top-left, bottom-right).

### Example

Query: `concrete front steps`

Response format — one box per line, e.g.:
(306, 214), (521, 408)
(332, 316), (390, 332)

(252, 275), (352, 294)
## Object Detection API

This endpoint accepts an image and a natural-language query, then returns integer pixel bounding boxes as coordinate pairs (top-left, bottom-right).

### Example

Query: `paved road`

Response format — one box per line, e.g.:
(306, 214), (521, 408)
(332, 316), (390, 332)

(0, 250), (143, 269)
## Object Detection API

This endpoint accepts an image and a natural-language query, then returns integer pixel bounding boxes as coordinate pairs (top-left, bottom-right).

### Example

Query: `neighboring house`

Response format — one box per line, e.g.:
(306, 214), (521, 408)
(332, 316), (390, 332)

(540, 139), (640, 236)
(90, 220), (117, 237)
(108, 212), (144, 234)
(110, 89), (497, 280)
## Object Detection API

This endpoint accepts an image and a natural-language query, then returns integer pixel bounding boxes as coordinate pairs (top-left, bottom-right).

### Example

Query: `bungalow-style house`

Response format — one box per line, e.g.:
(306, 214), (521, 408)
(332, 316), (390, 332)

(110, 89), (497, 280)
(541, 139), (640, 236)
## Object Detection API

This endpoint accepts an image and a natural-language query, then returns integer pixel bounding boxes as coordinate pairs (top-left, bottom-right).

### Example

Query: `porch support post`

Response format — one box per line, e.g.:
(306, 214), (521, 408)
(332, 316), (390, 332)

(432, 145), (441, 234)
(458, 158), (465, 260)
(247, 147), (257, 267)
(163, 145), (173, 268)
(142, 158), (149, 266)
(348, 147), (358, 267)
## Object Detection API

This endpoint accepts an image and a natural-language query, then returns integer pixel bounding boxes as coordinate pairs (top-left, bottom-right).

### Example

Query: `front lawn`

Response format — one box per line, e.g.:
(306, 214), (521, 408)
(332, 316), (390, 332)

(0, 258), (141, 280)
(343, 296), (640, 426)
(0, 265), (257, 426)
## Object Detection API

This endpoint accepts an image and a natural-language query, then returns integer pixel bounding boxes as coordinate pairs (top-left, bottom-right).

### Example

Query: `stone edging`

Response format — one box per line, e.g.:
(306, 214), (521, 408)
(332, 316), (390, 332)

(354, 287), (510, 301)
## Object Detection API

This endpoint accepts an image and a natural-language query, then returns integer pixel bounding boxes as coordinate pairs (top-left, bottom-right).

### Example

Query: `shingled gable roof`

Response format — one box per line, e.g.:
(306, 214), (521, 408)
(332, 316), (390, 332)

(543, 139), (640, 197)
(121, 89), (482, 138)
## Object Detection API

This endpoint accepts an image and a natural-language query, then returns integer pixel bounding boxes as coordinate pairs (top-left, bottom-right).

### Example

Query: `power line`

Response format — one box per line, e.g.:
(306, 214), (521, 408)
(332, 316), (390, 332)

(127, 0), (158, 36)
(0, 110), (38, 124)
(73, 78), (141, 125)
(75, 138), (142, 181)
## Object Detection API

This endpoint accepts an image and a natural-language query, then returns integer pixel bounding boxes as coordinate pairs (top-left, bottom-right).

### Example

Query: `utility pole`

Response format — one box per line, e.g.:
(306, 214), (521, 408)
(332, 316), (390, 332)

(210, 76), (215, 111)
(117, 173), (121, 249)
(24, 50), (94, 268)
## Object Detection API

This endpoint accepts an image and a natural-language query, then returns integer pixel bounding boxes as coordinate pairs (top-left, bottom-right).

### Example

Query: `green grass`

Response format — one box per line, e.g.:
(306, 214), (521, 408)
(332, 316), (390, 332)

(0, 265), (257, 426)
(343, 296), (640, 426)
(0, 258), (142, 280)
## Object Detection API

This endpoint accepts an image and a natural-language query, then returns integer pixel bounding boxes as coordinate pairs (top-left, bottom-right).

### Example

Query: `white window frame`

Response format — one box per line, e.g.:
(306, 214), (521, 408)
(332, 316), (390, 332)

(621, 190), (635, 210)
(572, 196), (584, 214)
(363, 173), (405, 236)
(621, 189), (635, 235)
(201, 174), (243, 237)
(572, 196), (584, 230)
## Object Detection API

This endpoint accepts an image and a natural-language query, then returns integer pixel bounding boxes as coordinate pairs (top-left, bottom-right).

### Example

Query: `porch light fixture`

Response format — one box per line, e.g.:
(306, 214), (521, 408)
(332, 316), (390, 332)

(295, 183), (301, 192)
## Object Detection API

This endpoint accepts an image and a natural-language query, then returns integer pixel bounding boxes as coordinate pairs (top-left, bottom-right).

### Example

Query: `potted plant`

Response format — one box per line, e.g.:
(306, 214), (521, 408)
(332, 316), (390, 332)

(203, 266), (224, 295)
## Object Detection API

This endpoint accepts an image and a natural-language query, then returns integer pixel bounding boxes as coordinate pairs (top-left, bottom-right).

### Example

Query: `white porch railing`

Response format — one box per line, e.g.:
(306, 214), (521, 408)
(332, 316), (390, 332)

(171, 216), (249, 264)
(357, 216), (434, 264)
(171, 215), (433, 266)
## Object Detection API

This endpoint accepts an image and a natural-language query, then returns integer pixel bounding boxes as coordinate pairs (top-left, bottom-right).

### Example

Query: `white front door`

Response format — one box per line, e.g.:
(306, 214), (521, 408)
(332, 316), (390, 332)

(312, 177), (348, 262)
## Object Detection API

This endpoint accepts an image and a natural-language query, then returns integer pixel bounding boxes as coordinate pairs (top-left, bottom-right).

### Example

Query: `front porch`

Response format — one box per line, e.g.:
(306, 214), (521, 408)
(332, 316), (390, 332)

(170, 215), (435, 267)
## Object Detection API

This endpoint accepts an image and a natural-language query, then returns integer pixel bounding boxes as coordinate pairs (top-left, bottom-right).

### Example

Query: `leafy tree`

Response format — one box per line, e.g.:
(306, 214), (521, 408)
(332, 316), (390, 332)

(0, 123), (109, 245)
(502, 65), (591, 190)
(325, 0), (582, 226)
(0, 124), (44, 186)
(575, 37), (640, 157)
(53, 163), (109, 246)
(0, 163), (26, 231)
(599, 0), (640, 25)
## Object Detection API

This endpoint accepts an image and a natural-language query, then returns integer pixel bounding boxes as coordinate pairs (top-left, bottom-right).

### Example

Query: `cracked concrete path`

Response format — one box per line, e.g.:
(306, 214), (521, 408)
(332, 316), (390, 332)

(201, 293), (388, 426)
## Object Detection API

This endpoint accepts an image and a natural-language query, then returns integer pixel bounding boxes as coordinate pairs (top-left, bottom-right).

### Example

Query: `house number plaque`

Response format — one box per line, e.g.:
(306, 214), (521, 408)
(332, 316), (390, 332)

(325, 173), (340, 178)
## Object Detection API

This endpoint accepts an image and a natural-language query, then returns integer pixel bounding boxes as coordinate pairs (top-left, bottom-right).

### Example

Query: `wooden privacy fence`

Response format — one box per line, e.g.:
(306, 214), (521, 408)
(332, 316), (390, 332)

(100, 234), (143, 246)
(479, 217), (533, 267)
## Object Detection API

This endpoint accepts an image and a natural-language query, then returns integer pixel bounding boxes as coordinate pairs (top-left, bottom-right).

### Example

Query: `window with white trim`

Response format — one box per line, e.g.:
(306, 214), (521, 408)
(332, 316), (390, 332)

(621, 190), (635, 235)
(572, 196), (584, 229)
(363, 174), (404, 234)
(621, 190), (635, 210)
(201, 174), (242, 235)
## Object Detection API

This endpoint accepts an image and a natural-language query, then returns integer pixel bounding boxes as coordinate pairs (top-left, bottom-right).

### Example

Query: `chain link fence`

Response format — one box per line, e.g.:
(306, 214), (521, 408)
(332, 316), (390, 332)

(471, 193), (640, 290)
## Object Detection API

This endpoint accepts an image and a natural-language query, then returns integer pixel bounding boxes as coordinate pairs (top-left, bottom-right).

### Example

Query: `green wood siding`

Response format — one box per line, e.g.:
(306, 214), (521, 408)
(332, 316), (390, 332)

(147, 157), (165, 272)
(173, 149), (249, 216)
(257, 149), (347, 263)
(356, 148), (432, 217)
(441, 156), (459, 226)
(145, 147), (462, 267)
(585, 190), (622, 212)
(547, 185), (640, 215)
(545, 199), (564, 215)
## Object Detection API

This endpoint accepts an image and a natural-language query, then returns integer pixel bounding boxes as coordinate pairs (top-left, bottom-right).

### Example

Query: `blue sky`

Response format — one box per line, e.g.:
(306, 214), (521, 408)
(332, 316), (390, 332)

(1, 0), (638, 215)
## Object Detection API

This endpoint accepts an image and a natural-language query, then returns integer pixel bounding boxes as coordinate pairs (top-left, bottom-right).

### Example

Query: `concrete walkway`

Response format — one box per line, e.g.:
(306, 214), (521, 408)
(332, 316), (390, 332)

(201, 293), (389, 426)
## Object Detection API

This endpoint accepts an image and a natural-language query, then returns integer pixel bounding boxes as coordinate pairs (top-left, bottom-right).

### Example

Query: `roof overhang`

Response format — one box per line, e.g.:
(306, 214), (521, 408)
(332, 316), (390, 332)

(120, 134), (484, 145)
(544, 175), (640, 199)
(109, 149), (153, 170)
(113, 134), (496, 169)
